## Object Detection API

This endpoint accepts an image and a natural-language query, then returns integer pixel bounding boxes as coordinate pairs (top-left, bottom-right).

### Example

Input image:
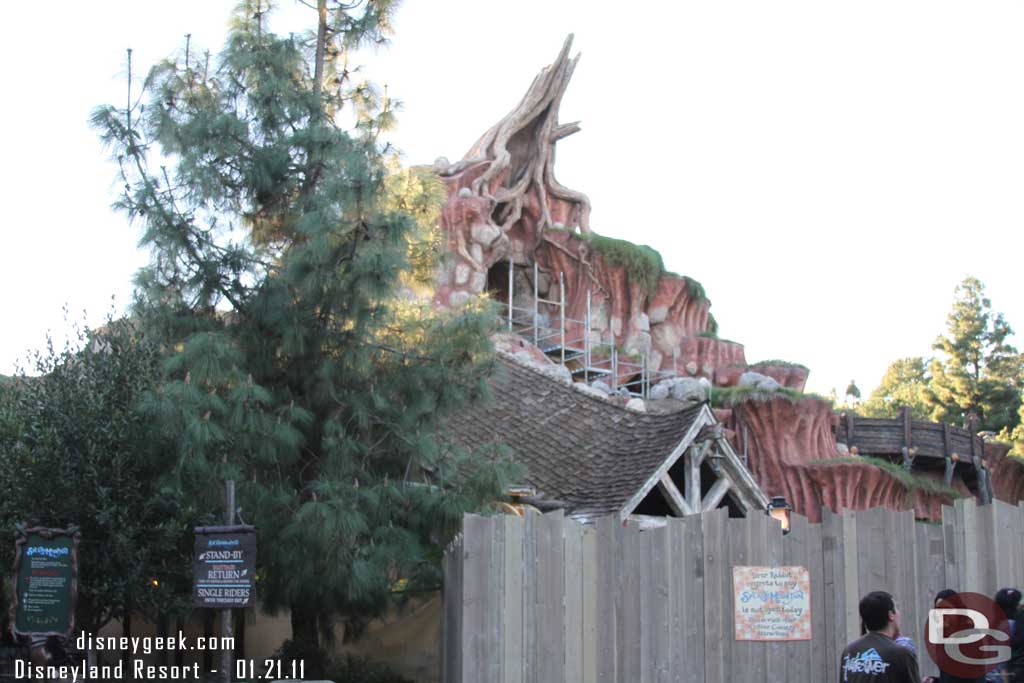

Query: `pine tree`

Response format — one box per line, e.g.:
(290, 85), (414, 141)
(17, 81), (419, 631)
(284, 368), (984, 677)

(91, 1), (520, 669)
(926, 277), (1023, 432)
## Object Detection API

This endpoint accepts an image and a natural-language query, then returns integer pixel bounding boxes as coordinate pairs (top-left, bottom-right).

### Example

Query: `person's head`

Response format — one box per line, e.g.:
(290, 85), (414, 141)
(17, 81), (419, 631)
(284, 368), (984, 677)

(934, 589), (958, 607)
(860, 591), (900, 634)
(995, 588), (1021, 618)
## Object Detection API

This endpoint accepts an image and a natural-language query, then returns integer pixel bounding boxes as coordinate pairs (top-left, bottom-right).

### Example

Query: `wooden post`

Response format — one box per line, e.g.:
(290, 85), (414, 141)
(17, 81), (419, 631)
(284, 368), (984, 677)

(901, 406), (912, 449)
(845, 413), (855, 444)
(220, 481), (235, 683)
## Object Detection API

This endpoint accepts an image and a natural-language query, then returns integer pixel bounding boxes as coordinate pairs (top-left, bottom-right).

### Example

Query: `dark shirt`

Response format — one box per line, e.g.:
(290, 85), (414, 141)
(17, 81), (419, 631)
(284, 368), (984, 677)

(841, 632), (921, 682)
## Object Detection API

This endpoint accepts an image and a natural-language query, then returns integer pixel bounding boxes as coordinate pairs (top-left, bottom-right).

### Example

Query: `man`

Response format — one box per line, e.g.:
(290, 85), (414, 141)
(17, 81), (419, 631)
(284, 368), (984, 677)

(841, 591), (920, 682)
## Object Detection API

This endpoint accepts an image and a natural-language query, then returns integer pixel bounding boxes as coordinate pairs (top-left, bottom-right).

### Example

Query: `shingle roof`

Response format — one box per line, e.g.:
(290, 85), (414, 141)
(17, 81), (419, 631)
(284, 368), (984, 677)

(445, 354), (708, 517)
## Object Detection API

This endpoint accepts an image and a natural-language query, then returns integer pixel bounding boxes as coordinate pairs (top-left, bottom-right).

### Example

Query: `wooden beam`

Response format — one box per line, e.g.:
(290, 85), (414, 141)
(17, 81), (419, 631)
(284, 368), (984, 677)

(902, 406), (912, 448)
(687, 446), (702, 511)
(658, 475), (692, 516)
(701, 477), (732, 512)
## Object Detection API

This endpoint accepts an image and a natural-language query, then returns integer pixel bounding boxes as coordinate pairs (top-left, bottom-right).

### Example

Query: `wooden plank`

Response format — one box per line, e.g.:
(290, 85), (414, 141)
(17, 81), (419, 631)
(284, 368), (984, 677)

(783, 514), (811, 683)
(702, 508), (728, 683)
(763, 513), (785, 683)
(639, 526), (655, 683)
(619, 521), (642, 682)
(682, 513), (706, 683)
(462, 515), (494, 683)
(821, 509), (841, 683)
(941, 503), (959, 594)
(503, 516), (525, 683)
(659, 475), (692, 516)
(960, 499), (980, 593)
(806, 518), (827, 682)
(975, 500), (996, 595)
(727, 516), (752, 683)
(524, 512), (538, 683)
(581, 524), (598, 683)
(856, 508), (885, 606)
(915, 521), (944, 679)
(649, 525), (672, 682)
(536, 511), (565, 682)
(595, 516), (618, 682)
(667, 519), (684, 683)
(749, 512), (772, 683)
(563, 516), (584, 683)
(840, 510), (861, 652)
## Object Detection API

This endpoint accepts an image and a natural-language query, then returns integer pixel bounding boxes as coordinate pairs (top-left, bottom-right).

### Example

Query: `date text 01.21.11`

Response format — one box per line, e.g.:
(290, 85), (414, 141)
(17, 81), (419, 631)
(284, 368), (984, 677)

(235, 659), (305, 680)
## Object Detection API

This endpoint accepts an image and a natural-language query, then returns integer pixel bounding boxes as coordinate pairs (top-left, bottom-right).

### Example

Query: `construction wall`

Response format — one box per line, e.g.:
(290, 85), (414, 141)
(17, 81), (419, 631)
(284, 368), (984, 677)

(442, 499), (1024, 682)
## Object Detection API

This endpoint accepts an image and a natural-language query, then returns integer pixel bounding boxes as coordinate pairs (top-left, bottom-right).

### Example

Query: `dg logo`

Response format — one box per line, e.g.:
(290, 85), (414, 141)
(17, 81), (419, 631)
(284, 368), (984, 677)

(925, 591), (1012, 679)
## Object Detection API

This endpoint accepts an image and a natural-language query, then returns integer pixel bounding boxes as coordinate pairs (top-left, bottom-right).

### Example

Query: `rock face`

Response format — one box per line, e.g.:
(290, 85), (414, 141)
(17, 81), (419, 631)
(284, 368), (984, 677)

(431, 36), (731, 384)
(720, 395), (966, 522)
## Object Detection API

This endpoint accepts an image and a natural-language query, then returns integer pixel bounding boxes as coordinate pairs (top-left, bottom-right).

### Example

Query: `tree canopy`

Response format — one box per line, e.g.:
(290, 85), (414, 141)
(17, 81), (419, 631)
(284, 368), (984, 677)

(90, 0), (520, 670)
(0, 317), (191, 635)
(860, 277), (1022, 436)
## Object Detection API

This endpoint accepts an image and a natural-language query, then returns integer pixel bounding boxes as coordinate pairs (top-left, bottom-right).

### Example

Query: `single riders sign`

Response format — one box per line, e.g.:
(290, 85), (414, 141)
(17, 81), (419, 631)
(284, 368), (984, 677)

(10, 526), (80, 639)
(192, 525), (256, 608)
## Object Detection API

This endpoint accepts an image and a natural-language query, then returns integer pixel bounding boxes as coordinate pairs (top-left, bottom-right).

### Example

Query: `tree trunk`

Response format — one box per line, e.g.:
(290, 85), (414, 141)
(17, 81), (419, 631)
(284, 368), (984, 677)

(290, 603), (324, 678)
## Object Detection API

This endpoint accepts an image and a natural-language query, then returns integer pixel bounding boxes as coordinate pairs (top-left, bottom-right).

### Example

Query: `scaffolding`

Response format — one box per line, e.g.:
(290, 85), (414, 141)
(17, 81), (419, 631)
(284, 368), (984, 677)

(502, 259), (679, 399)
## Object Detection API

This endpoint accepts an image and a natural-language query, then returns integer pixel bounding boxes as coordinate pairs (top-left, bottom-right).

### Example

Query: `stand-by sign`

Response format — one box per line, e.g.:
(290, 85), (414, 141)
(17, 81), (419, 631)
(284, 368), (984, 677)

(192, 525), (256, 608)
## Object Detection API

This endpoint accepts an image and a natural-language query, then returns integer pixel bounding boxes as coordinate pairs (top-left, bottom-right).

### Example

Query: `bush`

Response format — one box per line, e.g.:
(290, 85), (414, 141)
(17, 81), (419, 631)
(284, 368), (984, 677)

(325, 654), (412, 683)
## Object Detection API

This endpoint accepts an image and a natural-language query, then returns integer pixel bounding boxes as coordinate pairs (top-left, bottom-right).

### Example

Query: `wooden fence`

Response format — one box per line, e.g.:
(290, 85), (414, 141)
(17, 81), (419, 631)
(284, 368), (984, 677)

(441, 498), (1024, 682)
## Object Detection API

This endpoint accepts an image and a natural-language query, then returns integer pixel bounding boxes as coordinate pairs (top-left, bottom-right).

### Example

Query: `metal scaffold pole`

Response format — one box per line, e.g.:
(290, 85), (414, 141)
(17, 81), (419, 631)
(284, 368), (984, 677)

(585, 290), (591, 383)
(533, 261), (539, 347)
(559, 271), (566, 365)
(507, 255), (514, 332)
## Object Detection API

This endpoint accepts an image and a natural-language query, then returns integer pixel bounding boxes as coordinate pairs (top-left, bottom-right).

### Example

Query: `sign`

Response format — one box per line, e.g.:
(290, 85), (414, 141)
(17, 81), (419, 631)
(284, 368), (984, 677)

(192, 525), (256, 608)
(732, 565), (811, 641)
(11, 526), (80, 639)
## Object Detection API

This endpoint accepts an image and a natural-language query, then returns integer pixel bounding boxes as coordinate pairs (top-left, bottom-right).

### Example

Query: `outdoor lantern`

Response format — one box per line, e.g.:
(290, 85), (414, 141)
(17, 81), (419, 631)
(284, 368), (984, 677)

(706, 450), (724, 474)
(766, 496), (793, 534)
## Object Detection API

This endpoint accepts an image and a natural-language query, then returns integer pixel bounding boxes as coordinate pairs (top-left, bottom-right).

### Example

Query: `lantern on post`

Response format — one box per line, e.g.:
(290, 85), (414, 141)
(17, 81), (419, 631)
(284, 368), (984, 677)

(766, 496), (793, 535)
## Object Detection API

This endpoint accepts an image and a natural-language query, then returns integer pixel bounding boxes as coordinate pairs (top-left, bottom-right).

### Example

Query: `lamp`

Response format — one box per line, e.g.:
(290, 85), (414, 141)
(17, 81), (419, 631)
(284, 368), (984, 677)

(766, 496), (793, 535)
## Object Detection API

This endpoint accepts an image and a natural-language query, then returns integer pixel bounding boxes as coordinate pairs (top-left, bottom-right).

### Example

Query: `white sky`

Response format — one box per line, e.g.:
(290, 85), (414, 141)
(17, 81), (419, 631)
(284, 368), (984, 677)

(2, 1), (1022, 399)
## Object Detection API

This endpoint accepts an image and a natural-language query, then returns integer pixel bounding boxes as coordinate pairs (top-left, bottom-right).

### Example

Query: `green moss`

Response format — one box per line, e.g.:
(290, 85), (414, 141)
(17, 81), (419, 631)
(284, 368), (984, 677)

(710, 384), (804, 408)
(703, 312), (719, 337)
(685, 277), (707, 302)
(809, 456), (964, 500)
(582, 234), (665, 294)
(749, 359), (809, 370)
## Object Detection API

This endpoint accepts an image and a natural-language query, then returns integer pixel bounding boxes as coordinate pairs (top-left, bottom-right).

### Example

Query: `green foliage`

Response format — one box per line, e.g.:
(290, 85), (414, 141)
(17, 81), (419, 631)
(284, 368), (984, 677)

(0, 314), (191, 632)
(926, 277), (1023, 433)
(710, 383), (804, 408)
(810, 456), (964, 501)
(750, 359), (809, 370)
(704, 312), (719, 337)
(381, 163), (446, 296)
(325, 654), (412, 683)
(583, 234), (665, 294)
(685, 277), (706, 302)
(91, 1), (523, 667)
(859, 358), (931, 419)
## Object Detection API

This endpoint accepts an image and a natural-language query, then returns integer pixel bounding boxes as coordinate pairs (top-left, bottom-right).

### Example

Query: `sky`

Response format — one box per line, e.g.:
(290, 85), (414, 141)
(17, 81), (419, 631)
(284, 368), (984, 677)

(2, 1), (1023, 399)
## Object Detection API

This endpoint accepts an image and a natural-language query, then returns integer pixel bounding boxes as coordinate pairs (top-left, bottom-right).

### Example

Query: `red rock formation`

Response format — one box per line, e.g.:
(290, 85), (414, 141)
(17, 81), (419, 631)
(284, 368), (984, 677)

(721, 395), (973, 522)
(431, 36), (737, 380)
(746, 363), (810, 392)
(985, 441), (1024, 504)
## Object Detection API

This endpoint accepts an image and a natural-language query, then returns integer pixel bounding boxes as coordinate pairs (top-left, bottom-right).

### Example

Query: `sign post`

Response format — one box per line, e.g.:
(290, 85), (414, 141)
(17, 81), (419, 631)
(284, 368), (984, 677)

(192, 481), (255, 683)
(10, 526), (80, 640)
